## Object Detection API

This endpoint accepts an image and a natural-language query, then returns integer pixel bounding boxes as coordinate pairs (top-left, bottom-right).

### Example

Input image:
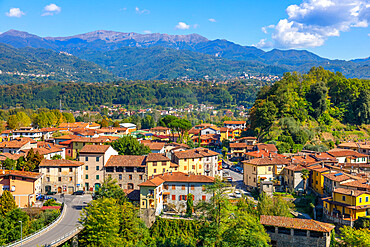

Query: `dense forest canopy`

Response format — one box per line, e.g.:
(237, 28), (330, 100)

(0, 80), (263, 110)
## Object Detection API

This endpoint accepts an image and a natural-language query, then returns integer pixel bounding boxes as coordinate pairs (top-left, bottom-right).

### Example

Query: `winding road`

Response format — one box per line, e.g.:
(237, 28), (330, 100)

(22, 194), (91, 247)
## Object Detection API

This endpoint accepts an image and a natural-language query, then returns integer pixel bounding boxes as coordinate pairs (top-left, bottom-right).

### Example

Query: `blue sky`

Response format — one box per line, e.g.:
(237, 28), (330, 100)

(0, 0), (369, 60)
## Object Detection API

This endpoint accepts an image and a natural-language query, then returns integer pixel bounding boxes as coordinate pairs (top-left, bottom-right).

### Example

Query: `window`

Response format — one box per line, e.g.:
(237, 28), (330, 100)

(137, 167), (145, 173)
(202, 185), (205, 191)
(96, 175), (100, 180)
(96, 157), (100, 162)
(47, 168), (50, 173)
(96, 166), (99, 171)
(164, 184), (168, 190)
(69, 177), (72, 181)
(128, 183), (134, 189)
(183, 195), (187, 200)
(85, 175), (88, 179)
(85, 157), (88, 162)
(163, 168), (165, 173)
(191, 185), (195, 190)
(184, 166), (187, 170)
(47, 177), (50, 182)
(58, 168), (62, 172)
(119, 174), (122, 180)
(192, 165), (195, 170)
(126, 167), (134, 173)
(106, 167), (114, 173)
(202, 195), (206, 201)
(69, 168), (73, 172)
(154, 169), (157, 173)
(172, 185), (176, 190)
(360, 198), (362, 203)
(172, 195), (176, 200)
(268, 167), (271, 171)
(85, 166), (88, 170)
(58, 177), (62, 181)
(199, 165), (202, 169)
(182, 185), (185, 190)
(139, 175), (143, 180)
(153, 162), (157, 166)
(162, 161), (166, 166)
(366, 197), (369, 202)
(116, 167), (123, 172)
(342, 196), (346, 201)
(129, 175), (132, 180)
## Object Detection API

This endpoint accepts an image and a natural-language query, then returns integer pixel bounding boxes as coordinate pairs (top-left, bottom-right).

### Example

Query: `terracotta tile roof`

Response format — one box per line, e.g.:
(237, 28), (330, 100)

(244, 157), (289, 166)
(340, 180), (370, 190)
(308, 164), (330, 173)
(0, 138), (36, 149)
(194, 147), (219, 157)
(140, 172), (215, 187)
(246, 150), (285, 158)
(39, 159), (83, 167)
(290, 155), (318, 165)
(188, 128), (201, 135)
(150, 126), (170, 131)
(284, 164), (305, 172)
(173, 150), (204, 159)
(54, 135), (79, 140)
(139, 176), (165, 187)
(220, 127), (229, 132)
(235, 136), (257, 141)
(170, 162), (179, 168)
(323, 172), (357, 182)
(338, 142), (359, 149)
(0, 169), (42, 179)
(79, 145), (111, 154)
(40, 127), (59, 132)
(21, 146), (63, 156)
(333, 188), (370, 197)
(58, 122), (89, 129)
(146, 153), (170, 162)
(256, 143), (278, 152)
(223, 121), (246, 125)
(327, 149), (368, 158)
(230, 143), (248, 148)
(260, 215), (335, 233)
(0, 153), (25, 161)
(144, 142), (165, 150)
(105, 155), (146, 167)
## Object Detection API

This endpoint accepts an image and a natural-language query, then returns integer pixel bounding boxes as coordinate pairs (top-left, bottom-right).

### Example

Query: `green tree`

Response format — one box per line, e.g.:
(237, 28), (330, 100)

(257, 193), (294, 217)
(7, 115), (20, 130)
(113, 121), (120, 127)
(186, 193), (194, 218)
(100, 119), (109, 128)
(339, 226), (370, 247)
(111, 136), (151, 155)
(249, 99), (277, 132)
(158, 115), (178, 127)
(80, 198), (121, 246)
(301, 169), (310, 194)
(306, 81), (328, 119)
(169, 118), (192, 143)
(16, 112), (31, 128)
(2, 158), (16, 170)
(94, 177), (127, 205)
(0, 190), (17, 215)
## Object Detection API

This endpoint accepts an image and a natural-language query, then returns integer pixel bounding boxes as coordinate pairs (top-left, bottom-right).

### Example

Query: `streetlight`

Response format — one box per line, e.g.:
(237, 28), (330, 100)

(18, 220), (22, 246)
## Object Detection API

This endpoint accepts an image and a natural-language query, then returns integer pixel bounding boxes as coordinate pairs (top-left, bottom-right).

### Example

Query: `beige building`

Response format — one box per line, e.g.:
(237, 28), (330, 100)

(0, 170), (42, 207)
(39, 159), (84, 194)
(79, 145), (118, 192)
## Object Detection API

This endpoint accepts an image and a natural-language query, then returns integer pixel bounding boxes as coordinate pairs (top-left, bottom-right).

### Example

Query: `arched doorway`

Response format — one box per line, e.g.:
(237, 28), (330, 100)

(57, 187), (62, 193)
(94, 183), (101, 191)
(45, 186), (51, 193)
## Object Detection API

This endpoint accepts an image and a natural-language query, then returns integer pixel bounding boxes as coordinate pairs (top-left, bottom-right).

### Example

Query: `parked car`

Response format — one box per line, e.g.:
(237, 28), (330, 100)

(234, 190), (242, 198)
(72, 190), (85, 195)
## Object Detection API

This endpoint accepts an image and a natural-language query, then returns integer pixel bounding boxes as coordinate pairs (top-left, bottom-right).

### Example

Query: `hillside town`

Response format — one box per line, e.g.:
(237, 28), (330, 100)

(1, 116), (370, 246)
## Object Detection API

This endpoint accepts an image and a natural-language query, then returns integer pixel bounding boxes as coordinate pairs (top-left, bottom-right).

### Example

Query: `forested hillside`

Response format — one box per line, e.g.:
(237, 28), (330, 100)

(0, 44), (115, 83)
(0, 80), (261, 110)
(249, 67), (370, 153)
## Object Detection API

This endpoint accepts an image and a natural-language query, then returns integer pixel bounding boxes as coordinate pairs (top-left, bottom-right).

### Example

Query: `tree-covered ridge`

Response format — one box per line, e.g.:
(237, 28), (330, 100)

(249, 67), (370, 153)
(0, 80), (261, 110)
(0, 44), (115, 84)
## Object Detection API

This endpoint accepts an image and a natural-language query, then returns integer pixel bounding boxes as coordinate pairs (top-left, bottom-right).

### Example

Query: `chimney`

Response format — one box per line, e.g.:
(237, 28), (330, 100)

(351, 190), (354, 196)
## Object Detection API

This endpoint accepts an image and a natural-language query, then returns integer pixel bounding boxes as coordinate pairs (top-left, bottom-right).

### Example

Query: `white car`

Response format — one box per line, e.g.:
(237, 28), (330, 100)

(234, 190), (242, 198)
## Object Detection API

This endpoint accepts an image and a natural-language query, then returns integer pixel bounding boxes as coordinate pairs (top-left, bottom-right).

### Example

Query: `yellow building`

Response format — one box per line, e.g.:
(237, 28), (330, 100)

(308, 164), (329, 196)
(172, 150), (204, 175)
(0, 170), (42, 207)
(146, 153), (176, 177)
(323, 188), (370, 222)
(243, 156), (289, 189)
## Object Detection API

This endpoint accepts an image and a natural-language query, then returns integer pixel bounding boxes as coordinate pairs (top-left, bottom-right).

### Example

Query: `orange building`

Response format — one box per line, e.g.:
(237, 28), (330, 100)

(0, 170), (42, 207)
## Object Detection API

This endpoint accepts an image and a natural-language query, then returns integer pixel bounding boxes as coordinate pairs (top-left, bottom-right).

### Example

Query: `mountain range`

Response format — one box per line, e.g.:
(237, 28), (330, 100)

(0, 29), (369, 82)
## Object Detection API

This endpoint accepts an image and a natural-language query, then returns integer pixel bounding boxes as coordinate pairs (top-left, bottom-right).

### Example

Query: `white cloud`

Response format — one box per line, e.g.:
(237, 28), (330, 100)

(208, 18), (217, 22)
(135, 7), (150, 14)
(255, 39), (273, 49)
(6, 8), (25, 18)
(143, 30), (152, 34)
(260, 0), (370, 48)
(42, 4), (61, 16)
(175, 22), (190, 30)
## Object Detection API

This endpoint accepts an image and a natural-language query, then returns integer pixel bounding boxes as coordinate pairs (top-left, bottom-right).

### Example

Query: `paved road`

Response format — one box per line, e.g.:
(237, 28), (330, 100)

(23, 194), (91, 247)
